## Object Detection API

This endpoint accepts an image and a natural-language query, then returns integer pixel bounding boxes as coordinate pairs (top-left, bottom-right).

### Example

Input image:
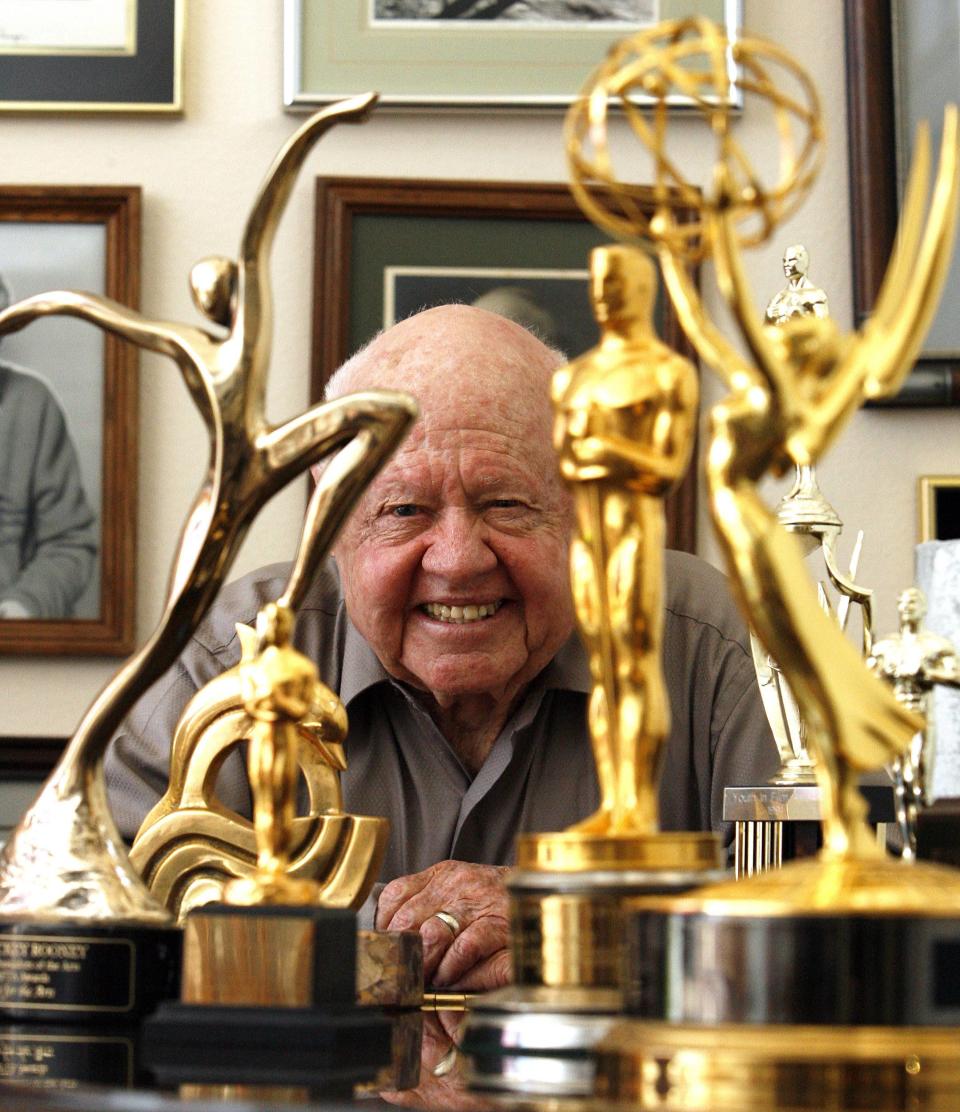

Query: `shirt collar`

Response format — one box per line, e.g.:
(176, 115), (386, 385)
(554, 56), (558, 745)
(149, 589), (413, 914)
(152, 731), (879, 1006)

(339, 612), (394, 705)
(339, 616), (590, 706)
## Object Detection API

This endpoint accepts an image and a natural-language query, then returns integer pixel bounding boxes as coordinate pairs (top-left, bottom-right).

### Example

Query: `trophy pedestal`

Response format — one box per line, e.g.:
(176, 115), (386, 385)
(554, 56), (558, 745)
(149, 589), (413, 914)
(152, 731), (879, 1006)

(596, 855), (960, 1110)
(0, 920), (181, 1025)
(141, 904), (397, 1095)
(463, 831), (725, 1100)
(724, 783), (895, 877)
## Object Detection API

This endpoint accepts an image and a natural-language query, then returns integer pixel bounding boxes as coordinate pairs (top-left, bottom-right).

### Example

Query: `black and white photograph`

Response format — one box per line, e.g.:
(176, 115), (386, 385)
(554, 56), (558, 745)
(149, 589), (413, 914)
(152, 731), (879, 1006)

(370, 0), (656, 24)
(0, 186), (138, 656)
(0, 222), (104, 623)
(385, 265), (598, 357)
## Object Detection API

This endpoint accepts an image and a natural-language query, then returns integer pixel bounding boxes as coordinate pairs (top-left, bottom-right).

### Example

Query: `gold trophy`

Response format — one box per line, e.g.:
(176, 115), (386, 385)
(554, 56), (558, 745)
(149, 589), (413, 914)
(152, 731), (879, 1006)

(868, 587), (960, 860)
(0, 94), (417, 1084)
(464, 236), (724, 1098)
(563, 17), (960, 1110)
(131, 495), (420, 1095)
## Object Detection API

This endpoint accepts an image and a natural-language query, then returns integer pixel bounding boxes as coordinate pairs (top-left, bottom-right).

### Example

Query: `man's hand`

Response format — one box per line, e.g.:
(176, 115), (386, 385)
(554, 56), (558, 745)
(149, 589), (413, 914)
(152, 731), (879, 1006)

(376, 860), (512, 990)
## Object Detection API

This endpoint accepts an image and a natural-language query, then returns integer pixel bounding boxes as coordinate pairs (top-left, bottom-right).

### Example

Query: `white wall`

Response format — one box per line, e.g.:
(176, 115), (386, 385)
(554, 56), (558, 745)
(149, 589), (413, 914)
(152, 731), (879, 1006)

(0, 0), (956, 745)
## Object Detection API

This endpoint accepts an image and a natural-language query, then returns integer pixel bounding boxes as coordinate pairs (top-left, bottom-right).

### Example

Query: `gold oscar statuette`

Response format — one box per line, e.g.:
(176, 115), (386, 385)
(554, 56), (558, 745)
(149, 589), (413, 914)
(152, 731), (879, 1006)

(464, 181), (722, 1104)
(0, 94), (417, 1049)
(561, 17), (960, 1111)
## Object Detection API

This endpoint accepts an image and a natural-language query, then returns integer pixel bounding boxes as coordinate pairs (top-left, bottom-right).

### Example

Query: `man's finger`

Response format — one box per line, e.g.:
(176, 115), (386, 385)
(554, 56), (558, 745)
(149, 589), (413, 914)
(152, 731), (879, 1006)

(432, 917), (509, 987)
(444, 946), (512, 993)
(376, 871), (432, 929)
(420, 912), (462, 982)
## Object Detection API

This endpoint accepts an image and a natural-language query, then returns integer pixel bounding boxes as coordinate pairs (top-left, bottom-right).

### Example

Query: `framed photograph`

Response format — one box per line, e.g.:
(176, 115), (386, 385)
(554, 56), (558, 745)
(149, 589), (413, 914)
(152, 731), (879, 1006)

(284, 0), (742, 112)
(0, 186), (139, 656)
(312, 177), (699, 553)
(0, 0), (183, 113)
(919, 476), (960, 542)
(845, 0), (959, 405)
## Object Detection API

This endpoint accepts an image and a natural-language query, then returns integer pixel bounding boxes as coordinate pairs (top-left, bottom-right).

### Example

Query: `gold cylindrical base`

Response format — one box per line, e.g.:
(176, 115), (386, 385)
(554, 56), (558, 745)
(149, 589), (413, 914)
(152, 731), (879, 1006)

(509, 831), (723, 990)
(595, 1021), (960, 1111)
(516, 831), (722, 873)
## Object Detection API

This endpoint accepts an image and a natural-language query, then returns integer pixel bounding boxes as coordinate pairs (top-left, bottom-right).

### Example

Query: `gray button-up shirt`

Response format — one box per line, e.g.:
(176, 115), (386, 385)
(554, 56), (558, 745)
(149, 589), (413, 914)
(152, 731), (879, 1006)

(106, 550), (778, 881)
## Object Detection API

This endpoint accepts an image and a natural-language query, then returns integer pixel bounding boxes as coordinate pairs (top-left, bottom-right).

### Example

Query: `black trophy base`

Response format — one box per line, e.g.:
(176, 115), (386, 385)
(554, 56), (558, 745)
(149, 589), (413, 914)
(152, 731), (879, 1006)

(0, 920), (181, 1025)
(0, 1023), (148, 1089)
(142, 1001), (392, 1095)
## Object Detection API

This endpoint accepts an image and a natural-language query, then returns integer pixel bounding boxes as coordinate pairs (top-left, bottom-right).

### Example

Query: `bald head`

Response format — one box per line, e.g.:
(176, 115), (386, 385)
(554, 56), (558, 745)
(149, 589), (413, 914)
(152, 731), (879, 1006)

(326, 304), (562, 440)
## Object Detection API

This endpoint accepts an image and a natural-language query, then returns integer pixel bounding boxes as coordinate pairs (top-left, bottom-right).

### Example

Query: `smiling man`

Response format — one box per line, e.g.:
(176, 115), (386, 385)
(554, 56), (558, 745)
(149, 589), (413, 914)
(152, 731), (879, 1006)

(106, 304), (777, 992)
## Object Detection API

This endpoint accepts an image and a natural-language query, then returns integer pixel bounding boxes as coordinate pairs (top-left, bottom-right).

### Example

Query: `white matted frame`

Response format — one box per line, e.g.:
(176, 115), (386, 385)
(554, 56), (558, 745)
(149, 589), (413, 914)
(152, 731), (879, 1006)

(284, 0), (742, 112)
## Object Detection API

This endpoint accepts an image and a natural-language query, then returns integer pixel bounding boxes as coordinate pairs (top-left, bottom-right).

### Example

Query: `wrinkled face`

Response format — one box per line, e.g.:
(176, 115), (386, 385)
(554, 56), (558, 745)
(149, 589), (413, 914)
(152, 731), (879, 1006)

(332, 307), (574, 711)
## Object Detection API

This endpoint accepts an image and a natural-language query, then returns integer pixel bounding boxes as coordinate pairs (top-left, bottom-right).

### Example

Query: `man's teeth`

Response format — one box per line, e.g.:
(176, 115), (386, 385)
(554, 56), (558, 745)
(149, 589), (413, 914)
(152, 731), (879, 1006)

(423, 601), (502, 623)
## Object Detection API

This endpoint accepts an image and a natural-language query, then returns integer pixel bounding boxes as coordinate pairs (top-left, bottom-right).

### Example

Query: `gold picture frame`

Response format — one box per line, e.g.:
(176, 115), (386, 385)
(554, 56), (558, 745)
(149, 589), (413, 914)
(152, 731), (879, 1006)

(919, 475), (960, 542)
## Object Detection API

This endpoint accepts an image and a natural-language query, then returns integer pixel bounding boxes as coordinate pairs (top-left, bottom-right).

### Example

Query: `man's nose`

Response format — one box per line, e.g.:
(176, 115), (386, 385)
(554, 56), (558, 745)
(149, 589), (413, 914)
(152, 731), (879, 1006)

(421, 510), (498, 580)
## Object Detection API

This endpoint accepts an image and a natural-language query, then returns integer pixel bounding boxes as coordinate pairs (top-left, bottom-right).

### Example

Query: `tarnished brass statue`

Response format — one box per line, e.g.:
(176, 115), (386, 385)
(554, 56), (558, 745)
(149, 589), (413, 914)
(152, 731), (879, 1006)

(552, 244), (698, 835)
(764, 244), (829, 324)
(0, 93), (416, 925)
(868, 587), (960, 858)
(568, 16), (959, 861)
(751, 249), (874, 786)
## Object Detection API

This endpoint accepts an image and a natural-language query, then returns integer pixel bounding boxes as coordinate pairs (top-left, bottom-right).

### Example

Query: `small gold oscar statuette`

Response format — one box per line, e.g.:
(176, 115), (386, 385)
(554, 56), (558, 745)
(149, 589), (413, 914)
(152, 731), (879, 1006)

(562, 17), (960, 1111)
(0, 93), (417, 1087)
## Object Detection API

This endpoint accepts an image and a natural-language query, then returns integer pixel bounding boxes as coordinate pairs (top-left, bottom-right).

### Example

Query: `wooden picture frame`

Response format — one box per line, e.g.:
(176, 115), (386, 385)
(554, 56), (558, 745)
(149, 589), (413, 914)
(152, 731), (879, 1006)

(312, 177), (698, 554)
(0, 185), (139, 656)
(0, 1), (184, 114)
(844, 0), (959, 405)
(0, 736), (64, 780)
(284, 0), (742, 113)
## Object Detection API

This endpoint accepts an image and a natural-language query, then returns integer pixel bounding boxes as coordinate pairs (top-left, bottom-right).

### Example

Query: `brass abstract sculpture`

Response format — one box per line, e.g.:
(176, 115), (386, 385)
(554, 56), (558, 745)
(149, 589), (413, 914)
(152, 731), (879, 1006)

(868, 587), (960, 858)
(0, 93), (417, 925)
(551, 243), (698, 837)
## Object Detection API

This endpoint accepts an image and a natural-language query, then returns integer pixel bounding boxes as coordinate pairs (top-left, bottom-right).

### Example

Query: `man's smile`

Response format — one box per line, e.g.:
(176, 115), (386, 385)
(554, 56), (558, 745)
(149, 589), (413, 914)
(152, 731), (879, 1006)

(420, 600), (505, 624)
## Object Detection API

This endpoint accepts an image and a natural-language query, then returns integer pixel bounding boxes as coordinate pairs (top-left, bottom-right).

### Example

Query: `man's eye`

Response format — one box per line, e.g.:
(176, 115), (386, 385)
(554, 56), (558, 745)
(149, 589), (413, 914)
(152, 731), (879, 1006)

(391, 504), (420, 518)
(489, 499), (522, 510)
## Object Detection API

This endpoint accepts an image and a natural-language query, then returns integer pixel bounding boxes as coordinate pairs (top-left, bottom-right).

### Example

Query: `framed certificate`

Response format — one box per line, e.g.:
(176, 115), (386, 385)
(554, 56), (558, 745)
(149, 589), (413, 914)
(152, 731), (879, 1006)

(0, 0), (183, 113)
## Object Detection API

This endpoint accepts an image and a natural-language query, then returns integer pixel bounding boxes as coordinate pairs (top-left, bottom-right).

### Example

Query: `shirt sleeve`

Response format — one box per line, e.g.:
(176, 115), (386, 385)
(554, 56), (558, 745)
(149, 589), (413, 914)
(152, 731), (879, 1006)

(1, 380), (97, 618)
(105, 640), (251, 841)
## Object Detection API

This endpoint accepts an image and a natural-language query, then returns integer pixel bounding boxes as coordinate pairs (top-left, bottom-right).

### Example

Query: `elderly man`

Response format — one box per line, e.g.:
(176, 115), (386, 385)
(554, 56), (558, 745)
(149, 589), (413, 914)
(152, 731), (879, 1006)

(106, 304), (777, 990)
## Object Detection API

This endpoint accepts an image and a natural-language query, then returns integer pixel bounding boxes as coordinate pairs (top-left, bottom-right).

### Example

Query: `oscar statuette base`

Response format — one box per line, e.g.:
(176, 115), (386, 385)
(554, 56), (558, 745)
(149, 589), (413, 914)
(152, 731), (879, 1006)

(463, 831), (725, 1101)
(596, 855), (960, 1111)
(140, 904), (395, 1097)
